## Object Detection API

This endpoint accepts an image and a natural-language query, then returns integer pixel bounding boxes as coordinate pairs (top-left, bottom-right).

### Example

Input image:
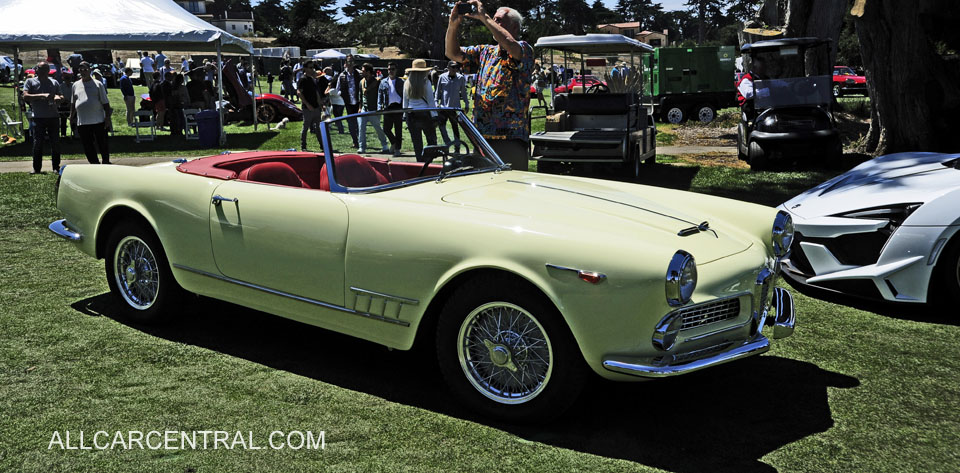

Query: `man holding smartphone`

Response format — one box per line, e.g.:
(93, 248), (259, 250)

(445, 0), (534, 171)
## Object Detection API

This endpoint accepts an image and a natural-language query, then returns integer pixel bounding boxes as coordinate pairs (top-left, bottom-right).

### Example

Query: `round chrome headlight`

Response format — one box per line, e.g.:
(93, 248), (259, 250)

(665, 250), (697, 307)
(772, 211), (795, 257)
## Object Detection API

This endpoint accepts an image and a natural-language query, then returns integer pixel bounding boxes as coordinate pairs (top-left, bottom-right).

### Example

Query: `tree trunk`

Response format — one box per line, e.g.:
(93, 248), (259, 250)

(784, 0), (845, 71)
(855, 0), (960, 154)
(697, 2), (706, 44)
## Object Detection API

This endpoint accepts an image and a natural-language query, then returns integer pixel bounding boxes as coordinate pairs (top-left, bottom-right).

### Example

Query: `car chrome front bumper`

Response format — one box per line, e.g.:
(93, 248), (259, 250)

(602, 288), (795, 378)
(48, 219), (82, 241)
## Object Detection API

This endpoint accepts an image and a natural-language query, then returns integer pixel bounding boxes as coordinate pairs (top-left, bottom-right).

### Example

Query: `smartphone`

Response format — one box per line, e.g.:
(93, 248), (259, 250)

(456, 3), (476, 14)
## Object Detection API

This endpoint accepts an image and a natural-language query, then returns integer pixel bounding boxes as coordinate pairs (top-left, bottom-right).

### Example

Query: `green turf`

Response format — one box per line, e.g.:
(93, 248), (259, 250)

(2, 160), (959, 472)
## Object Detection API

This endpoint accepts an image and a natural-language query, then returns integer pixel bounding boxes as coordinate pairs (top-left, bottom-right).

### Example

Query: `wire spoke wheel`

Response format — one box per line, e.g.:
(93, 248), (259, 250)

(458, 302), (553, 404)
(113, 236), (160, 310)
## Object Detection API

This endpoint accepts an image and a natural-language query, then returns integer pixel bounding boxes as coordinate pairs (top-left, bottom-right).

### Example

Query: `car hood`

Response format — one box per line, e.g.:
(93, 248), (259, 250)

(441, 174), (754, 264)
(782, 152), (960, 218)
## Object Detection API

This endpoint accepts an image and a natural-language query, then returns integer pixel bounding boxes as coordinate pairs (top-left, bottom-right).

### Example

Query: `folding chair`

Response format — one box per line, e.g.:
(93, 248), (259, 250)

(132, 110), (156, 143)
(183, 108), (200, 141)
(0, 109), (23, 139)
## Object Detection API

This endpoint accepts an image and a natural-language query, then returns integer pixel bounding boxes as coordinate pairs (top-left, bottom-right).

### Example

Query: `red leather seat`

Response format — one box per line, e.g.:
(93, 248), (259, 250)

(318, 154), (389, 191)
(237, 162), (308, 188)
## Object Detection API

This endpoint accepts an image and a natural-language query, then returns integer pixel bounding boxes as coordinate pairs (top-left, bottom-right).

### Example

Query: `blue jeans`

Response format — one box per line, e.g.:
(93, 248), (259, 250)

(31, 117), (61, 173)
(358, 112), (388, 151)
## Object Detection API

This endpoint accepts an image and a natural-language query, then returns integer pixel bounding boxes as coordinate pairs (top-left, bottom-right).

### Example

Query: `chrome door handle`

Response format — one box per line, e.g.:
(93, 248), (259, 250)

(212, 195), (238, 205)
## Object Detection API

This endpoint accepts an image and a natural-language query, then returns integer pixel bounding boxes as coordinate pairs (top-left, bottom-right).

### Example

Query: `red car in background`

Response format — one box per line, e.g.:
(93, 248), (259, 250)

(553, 75), (606, 94)
(832, 66), (867, 97)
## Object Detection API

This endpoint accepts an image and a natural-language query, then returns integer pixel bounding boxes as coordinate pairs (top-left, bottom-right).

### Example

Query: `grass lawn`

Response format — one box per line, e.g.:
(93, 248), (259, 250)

(2, 159), (959, 472)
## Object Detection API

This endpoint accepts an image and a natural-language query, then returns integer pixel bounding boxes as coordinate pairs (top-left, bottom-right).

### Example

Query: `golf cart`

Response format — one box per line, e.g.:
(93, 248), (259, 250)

(530, 34), (657, 177)
(737, 37), (840, 170)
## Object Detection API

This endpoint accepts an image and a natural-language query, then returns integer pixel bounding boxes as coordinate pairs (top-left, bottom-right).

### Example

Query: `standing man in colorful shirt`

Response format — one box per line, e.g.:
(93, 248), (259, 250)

(445, 1), (534, 170)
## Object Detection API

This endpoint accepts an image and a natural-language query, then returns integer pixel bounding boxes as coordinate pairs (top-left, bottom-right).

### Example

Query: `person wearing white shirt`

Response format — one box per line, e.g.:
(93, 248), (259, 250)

(402, 59), (438, 162)
(377, 63), (404, 155)
(323, 67), (346, 133)
(70, 61), (111, 165)
(140, 51), (155, 88)
(180, 56), (189, 72)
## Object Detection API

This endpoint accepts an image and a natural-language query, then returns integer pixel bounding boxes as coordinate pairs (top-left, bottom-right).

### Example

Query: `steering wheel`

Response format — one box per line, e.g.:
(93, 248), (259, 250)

(586, 83), (609, 94)
(418, 144), (450, 177)
(446, 139), (472, 157)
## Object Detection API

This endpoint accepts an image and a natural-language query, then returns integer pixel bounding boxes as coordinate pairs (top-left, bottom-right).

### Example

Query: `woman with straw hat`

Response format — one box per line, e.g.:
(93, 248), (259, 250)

(402, 59), (439, 162)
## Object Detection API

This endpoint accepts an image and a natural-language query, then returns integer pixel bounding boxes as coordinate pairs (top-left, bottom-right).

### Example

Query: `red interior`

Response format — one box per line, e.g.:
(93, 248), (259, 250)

(177, 151), (441, 190)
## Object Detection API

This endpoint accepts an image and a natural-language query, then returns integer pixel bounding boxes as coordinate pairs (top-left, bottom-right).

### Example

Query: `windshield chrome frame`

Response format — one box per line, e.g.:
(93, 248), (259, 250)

(319, 107), (505, 194)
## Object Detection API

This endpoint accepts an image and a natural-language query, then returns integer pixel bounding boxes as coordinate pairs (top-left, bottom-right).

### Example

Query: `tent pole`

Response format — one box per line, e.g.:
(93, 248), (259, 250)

(251, 53), (256, 131)
(217, 39), (225, 146)
(15, 46), (23, 136)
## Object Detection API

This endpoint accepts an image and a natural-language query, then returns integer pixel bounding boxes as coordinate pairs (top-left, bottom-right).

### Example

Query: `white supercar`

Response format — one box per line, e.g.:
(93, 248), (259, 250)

(779, 152), (960, 304)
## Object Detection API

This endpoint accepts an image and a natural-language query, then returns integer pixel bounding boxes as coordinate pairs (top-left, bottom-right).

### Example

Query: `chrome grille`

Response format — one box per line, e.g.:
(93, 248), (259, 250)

(677, 297), (741, 330)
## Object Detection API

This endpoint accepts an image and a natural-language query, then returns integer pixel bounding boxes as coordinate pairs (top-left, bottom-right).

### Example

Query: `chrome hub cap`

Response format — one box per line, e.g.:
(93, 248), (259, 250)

(667, 108), (683, 124)
(113, 236), (160, 310)
(458, 302), (553, 404)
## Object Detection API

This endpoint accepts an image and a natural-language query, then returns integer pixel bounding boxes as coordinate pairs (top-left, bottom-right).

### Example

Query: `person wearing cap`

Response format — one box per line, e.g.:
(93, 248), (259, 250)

(434, 60), (469, 150)
(70, 61), (111, 165)
(296, 61), (328, 152)
(402, 59), (438, 162)
(119, 67), (136, 126)
(377, 62), (404, 155)
(359, 63), (390, 154)
(445, 0), (534, 171)
(21, 61), (63, 174)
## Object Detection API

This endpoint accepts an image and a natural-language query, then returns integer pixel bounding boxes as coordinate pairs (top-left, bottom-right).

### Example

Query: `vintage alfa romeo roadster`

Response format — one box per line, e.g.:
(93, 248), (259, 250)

(50, 109), (796, 420)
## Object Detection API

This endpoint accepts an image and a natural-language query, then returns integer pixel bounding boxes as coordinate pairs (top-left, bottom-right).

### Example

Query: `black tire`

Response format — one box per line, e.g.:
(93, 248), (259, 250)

(621, 142), (641, 178)
(104, 222), (182, 324)
(737, 123), (748, 161)
(833, 84), (842, 98)
(257, 103), (278, 123)
(664, 104), (687, 124)
(436, 275), (587, 422)
(931, 236), (960, 307)
(694, 104), (716, 124)
(748, 140), (768, 171)
(537, 160), (560, 174)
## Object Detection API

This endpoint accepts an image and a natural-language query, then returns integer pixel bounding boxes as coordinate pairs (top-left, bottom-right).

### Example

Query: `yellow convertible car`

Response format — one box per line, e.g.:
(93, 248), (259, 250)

(50, 109), (796, 421)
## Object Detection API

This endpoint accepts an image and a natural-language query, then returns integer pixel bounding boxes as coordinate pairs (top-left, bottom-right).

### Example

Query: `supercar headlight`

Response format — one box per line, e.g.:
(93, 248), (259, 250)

(834, 203), (922, 227)
(665, 250), (697, 307)
(772, 211), (794, 257)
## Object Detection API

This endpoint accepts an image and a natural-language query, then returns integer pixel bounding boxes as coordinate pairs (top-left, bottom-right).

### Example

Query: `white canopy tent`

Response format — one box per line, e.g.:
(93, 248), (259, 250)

(313, 49), (346, 59)
(0, 0), (255, 143)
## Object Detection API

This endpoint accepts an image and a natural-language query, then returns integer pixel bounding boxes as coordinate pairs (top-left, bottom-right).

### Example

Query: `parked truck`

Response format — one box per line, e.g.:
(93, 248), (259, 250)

(643, 46), (738, 124)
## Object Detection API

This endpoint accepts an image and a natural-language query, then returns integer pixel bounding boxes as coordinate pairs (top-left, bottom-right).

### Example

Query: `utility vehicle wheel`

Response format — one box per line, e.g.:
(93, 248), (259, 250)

(104, 222), (182, 323)
(664, 104), (687, 124)
(436, 276), (587, 421)
(695, 104), (716, 124)
(748, 140), (769, 171)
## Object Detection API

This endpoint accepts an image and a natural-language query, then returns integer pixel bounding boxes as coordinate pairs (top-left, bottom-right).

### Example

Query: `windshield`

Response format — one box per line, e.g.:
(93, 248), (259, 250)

(754, 76), (832, 108)
(749, 42), (831, 79)
(834, 67), (857, 76)
(320, 108), (504, 192)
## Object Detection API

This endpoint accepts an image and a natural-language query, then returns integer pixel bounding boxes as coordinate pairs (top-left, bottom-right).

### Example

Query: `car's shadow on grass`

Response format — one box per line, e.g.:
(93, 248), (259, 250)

(783, 277), (959, 326)
(73, 293), (859, 473)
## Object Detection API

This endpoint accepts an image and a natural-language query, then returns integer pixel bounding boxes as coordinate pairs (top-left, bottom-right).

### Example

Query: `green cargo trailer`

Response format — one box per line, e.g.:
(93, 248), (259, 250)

(644, 46), (738, 124)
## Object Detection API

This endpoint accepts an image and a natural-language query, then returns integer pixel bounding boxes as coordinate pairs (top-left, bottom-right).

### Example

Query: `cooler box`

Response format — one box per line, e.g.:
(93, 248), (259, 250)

(196, 110), (221, 148)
